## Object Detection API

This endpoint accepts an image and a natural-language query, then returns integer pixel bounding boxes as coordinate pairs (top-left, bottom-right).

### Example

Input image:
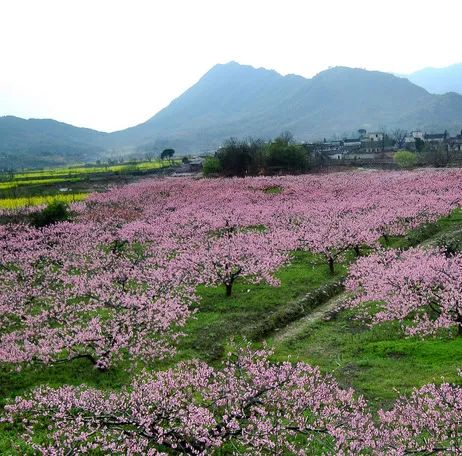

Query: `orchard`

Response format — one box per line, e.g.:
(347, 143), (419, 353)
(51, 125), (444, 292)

(1, 169), (462, 454)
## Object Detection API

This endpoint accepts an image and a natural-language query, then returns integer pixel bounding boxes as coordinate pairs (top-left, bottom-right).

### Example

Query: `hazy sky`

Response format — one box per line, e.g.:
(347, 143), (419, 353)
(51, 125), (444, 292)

(1, 0), (461, 132)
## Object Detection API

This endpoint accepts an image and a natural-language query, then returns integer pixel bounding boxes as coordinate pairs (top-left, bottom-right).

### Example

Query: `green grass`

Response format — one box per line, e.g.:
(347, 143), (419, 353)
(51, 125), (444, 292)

(0, 177), (83, 190)
(269, 308), (462, 408)
(173, 251), (345, 364)
(7, 159), (178, 181)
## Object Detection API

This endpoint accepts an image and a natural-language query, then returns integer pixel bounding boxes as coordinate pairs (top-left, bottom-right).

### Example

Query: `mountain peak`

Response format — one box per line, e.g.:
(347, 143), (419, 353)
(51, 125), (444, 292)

(203, 61), (282, 79)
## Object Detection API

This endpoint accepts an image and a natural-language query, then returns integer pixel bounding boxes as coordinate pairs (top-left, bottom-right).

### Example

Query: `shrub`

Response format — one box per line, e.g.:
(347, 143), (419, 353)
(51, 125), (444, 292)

(203, 156), (222, 176)
(30, 201), (70, 227)
(436, 231), (462, 256)
(394, 150), (417, 169)
(266, 140), (307, 174)
(422, 144), (449, 167)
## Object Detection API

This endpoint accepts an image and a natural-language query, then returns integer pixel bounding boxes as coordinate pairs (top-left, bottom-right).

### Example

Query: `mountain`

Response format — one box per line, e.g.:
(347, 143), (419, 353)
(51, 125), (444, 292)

(405, 63), (462, 95)
(110, 62), (462, 151)
(109, 62), (308, 152)
(3, 61), (462, 168)
(0, 116), (108, 169)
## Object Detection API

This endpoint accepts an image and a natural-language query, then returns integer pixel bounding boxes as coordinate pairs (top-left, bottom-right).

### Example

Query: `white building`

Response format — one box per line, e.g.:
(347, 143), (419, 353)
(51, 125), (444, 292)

(424, 133), (447, 143)
(367, 132), (384, 142)
(411, 130), (424, 140)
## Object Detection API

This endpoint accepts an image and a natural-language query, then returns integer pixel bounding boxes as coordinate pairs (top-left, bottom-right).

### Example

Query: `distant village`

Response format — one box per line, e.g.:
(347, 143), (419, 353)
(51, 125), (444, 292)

(308, 128), (462, 163)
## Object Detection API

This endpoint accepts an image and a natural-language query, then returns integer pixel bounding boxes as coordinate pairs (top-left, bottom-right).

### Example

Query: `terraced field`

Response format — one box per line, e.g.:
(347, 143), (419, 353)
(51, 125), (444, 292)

(0, 159), (178, 209)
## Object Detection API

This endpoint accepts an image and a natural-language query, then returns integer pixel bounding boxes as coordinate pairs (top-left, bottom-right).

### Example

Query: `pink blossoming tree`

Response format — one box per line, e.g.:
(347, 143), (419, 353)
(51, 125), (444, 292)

(1, 348), (377, 455)
(3, 350), (461, 455)
(0, 223), (193, 370)
(346, 247), (462, 336)
(377, 379), (462, 455)
(184, 225), (294, 296)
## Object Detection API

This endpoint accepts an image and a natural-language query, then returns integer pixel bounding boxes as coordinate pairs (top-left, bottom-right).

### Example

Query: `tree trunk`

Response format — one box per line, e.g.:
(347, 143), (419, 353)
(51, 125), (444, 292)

(225, 282), (233, 297)
(66, 353), (99, 367)
(383, 233), (389, 245)
(353, 245), (361, 257)
(328, 257), (335, 275)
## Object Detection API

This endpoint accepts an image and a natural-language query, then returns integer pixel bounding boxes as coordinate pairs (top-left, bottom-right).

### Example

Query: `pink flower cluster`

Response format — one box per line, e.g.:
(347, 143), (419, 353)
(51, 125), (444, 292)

(2, 170), (462, 453)
(346, 247), (462, 336)
(2, 348), (461, 455)
(0, 222), (194, 369)
(82, 169), (462, 274)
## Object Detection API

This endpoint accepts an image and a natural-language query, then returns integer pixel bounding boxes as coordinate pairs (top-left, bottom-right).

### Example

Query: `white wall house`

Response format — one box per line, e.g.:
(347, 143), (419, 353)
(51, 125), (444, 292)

(424, 133), (446, 143)
(367, 132), (384, 142)
(343, 139), (362, 148)
(411, 130), (424, 140)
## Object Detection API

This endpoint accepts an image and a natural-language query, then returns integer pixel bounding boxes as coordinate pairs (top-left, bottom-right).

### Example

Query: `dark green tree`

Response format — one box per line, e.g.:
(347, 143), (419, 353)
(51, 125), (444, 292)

(415, 138), (425, 153)
(161, 149), (175, 160)
(266, 133), (307, 173)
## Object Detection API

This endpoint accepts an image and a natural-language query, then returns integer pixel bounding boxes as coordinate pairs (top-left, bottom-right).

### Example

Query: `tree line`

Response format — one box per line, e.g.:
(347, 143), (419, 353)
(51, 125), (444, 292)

(204, 132), (325, 176)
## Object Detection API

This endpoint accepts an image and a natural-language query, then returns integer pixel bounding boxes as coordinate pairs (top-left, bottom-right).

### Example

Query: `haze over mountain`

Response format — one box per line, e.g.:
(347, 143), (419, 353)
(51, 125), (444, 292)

(3, 61), (462, 168)
(0, 116), (107, 169)
(405, 63), (462, 95)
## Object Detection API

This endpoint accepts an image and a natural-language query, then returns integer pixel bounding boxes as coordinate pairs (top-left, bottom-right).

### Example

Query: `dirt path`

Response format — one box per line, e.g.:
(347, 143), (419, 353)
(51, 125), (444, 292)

(273, 292), (349, 343)
(274, 223), (462, 345)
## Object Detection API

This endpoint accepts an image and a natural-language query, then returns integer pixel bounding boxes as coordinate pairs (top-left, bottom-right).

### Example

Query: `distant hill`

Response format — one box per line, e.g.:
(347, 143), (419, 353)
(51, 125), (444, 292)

(0, 116), (108, 169)
(405, 63), (462, 95)
(3, 62), (462, 168)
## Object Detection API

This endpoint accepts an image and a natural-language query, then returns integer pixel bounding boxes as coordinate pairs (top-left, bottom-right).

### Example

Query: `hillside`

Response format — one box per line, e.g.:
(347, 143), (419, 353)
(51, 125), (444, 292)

(406, 63), (462, 95)
(110, 62), (462, 151)
(4, 62), (462, 166)
(0, 116), (108, 169)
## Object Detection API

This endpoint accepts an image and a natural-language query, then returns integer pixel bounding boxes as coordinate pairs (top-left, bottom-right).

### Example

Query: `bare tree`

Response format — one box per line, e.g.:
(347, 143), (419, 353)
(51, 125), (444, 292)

(391, 129), (408, 149)
(277, 131), (295, 145)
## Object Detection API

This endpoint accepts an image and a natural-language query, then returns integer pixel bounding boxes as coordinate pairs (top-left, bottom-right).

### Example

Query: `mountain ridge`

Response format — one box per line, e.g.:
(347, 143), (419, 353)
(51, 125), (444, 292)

(3, 61), (462, 168)
(405, 62), (462, 95)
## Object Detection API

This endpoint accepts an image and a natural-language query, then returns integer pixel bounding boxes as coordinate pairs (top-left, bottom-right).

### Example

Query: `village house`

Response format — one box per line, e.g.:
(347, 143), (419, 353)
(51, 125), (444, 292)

(447, 130), (462, 153)
(310, 127), (462, 165)
(343, 138), (362, 150)
(424, 132), (448, 143)
(404, 130), (424, 145)
(366, 132), (384, 142)
(411, 130), (425, 140)
(307, 140), (345, 157)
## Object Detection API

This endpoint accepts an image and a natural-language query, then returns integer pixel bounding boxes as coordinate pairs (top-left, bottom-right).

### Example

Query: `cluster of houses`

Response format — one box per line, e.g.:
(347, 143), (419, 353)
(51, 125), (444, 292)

(309, 128), (462, 161)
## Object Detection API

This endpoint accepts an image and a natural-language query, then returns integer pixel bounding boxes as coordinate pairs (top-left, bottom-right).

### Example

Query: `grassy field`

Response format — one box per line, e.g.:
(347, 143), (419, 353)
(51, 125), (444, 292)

(174, 251), (346, 364)
(0, 159), (179, 210)
(1, 205), (462, 452)
(271, 313), (462, 407)
(0, 177), (83, 190)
